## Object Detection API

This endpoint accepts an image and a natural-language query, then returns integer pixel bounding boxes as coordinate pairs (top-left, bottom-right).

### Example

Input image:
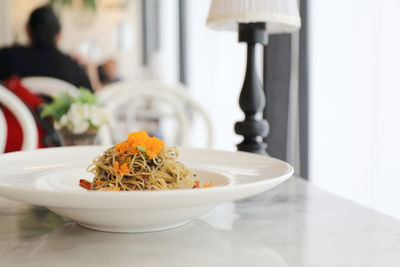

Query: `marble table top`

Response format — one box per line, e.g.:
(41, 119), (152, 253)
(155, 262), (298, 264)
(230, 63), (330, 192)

(1, 177), (399, 267)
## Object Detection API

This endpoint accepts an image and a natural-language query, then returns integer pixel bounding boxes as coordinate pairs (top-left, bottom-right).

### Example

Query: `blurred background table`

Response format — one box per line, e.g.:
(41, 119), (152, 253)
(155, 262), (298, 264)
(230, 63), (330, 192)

(1, 177), (399, 267)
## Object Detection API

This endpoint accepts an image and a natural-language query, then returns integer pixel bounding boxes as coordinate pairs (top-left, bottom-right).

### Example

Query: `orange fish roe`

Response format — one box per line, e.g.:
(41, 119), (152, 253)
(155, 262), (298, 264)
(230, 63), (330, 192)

(203, 181), (213, 188)
(113, 161), (130, 175)
(114, 131), (165, 158)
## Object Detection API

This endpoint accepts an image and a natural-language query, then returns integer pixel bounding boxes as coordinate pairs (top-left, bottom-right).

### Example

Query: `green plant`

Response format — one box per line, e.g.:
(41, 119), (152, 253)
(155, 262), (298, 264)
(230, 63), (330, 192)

(49, 0), (97, 11)
(41, 88), (98, 120)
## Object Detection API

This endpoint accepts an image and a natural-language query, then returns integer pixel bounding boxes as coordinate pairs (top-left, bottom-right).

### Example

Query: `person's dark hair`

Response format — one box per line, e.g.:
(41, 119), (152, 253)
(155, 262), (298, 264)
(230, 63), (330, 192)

(97, 64), (109, 84)
(27, 5), (61, 48)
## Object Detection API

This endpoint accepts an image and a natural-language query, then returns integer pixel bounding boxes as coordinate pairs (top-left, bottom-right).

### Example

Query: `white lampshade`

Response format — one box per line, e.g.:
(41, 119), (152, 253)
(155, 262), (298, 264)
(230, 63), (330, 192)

(206, 0), (301, 34)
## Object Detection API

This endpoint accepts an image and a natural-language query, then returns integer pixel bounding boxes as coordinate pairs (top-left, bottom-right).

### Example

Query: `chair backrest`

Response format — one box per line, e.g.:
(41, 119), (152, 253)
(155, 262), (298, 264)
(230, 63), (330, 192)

(0, 86), (38, 151)
(98, 81), (214, 148)
(98, 80), (185, 105)
(21, 76), (79, 97)
(0, 109), (7, 152)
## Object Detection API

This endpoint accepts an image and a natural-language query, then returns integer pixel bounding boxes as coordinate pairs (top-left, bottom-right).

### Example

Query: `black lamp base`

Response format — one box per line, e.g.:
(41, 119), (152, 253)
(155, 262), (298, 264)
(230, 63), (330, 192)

(234, 23), (269, 156)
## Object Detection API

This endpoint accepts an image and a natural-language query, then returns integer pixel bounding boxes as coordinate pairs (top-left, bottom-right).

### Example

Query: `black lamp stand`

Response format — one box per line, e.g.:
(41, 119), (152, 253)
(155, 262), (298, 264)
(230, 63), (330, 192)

(234, 22), (269, 155)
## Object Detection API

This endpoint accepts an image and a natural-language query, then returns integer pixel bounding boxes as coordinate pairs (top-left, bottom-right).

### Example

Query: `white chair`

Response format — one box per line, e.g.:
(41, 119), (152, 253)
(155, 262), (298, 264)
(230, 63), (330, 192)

(21, 76), (79, 97)
(21, 76), (112, 146)
(0, 109), (7, 152)
(0, 86), (38, 151)
(98, 81), (214, 148)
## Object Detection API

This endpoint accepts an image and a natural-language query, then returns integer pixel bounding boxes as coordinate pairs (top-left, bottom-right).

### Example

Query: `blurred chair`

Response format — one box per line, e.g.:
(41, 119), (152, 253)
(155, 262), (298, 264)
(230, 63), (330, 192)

(21, 76), (79, 97)
(0, 109), (7, 152)
(21, 76), (112, 146)
(0, 86), (38, 151)
(97, 81), (213, 148)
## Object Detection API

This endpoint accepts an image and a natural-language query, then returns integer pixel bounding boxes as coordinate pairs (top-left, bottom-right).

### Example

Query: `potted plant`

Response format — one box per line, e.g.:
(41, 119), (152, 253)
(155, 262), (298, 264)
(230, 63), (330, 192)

(41, 88), (108, 146)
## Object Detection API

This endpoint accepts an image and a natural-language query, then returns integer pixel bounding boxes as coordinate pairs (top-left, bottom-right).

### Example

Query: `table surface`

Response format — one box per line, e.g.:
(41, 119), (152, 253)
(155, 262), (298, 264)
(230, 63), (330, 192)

(1, 177), (399, 267)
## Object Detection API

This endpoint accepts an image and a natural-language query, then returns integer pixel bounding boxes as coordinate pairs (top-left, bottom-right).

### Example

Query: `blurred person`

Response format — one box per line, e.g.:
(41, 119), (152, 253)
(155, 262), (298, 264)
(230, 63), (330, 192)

(97, 58), (121, 86)
(0, 5), (92, 90)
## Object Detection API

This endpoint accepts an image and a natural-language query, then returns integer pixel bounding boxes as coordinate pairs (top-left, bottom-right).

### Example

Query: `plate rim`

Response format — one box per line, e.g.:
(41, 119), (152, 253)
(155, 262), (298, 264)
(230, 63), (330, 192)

(0, 146), (294, 208)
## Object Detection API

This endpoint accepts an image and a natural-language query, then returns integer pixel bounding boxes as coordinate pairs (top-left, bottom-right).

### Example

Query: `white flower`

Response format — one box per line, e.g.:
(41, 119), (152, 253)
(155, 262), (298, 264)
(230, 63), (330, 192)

(54, 102), (108, 134)
(60, 114), (68, 126)
(89, 106), (109, 127)
(54, 114), (68, 130)
(68, 103), (90, 122)
(71, 120), (90, 134)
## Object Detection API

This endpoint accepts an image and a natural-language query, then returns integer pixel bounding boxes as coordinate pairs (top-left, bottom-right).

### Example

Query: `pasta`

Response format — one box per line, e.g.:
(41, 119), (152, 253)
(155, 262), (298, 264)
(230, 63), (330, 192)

(79, 131), (212, 191)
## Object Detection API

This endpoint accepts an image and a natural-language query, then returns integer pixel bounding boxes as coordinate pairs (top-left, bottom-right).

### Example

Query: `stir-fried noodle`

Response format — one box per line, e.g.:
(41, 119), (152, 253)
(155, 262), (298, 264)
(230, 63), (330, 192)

(79, 131), (212, 191)
(85, 146), (195, 191)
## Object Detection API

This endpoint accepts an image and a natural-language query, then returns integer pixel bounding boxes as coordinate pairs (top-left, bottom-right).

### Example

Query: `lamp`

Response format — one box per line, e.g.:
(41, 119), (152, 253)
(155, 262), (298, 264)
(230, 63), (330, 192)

(206, 0), (301, 155)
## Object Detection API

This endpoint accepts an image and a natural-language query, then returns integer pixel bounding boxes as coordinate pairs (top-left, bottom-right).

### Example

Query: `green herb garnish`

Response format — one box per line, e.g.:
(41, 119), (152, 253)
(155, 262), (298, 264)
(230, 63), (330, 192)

(136, 145), (147, 153)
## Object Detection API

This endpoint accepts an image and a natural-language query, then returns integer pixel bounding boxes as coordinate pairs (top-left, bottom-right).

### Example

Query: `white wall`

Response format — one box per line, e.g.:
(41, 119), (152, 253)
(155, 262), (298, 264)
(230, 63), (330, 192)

(150, 0), (179, 83)
(371, 0), (400, 219)
(309, 0), (400, 219)
(186, 0), (245, 151)
(0, 0), (11, 46)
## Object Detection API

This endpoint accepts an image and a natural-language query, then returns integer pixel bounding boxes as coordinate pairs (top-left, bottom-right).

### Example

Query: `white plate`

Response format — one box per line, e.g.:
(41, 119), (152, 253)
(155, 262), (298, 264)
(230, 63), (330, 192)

(0, 146), (293, 233)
